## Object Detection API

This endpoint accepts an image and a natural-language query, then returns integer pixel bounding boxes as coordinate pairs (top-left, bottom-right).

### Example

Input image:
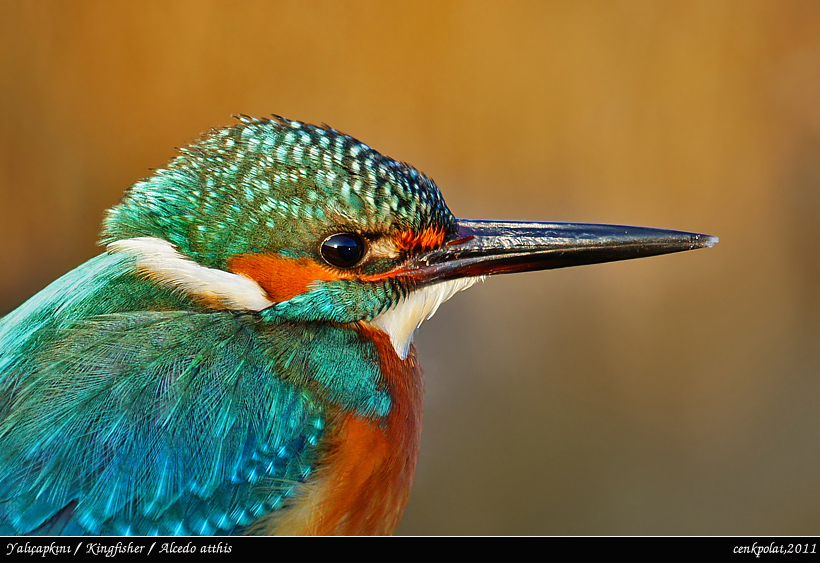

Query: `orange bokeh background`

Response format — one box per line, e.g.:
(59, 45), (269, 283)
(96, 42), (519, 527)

(2, 1), (819, 535)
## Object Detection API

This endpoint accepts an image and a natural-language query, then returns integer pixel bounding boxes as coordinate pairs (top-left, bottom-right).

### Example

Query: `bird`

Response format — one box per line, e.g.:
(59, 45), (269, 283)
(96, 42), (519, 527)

(0, 115), (717, 536)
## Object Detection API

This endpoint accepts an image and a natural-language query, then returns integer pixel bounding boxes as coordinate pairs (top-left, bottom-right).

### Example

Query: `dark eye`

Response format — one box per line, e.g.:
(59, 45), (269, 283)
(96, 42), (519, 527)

(320, 233), (366, 268)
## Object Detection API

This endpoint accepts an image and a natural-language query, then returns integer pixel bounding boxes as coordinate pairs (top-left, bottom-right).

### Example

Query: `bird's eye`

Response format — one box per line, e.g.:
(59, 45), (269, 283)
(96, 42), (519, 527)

(320, 233), (366, 268)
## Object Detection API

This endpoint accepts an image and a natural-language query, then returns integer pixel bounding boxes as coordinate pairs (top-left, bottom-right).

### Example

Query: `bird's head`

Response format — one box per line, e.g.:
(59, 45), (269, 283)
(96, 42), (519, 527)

(102, 115), (716, 358)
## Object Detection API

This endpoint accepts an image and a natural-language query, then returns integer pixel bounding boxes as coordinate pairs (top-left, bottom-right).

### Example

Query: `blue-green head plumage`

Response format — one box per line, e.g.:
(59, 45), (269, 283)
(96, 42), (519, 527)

(100, 116), (463, 328)
(103, 116), (454, 272)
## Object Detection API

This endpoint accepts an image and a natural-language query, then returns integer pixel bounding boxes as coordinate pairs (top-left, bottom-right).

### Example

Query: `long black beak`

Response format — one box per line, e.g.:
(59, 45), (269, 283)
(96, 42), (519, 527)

(400, 219), (718, 283)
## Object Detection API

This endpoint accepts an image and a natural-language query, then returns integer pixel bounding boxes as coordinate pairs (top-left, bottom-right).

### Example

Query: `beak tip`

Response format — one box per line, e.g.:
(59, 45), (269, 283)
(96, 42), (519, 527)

(693, 234), (719, 249)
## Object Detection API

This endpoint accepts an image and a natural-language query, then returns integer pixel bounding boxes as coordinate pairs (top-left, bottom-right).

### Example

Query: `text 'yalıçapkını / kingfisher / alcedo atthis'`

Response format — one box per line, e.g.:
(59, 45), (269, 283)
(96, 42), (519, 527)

(0, 115), (717, 535)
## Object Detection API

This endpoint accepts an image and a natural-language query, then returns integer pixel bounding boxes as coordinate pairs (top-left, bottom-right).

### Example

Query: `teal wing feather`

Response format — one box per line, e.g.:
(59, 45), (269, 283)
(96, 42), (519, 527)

(0, 255), (324, 535)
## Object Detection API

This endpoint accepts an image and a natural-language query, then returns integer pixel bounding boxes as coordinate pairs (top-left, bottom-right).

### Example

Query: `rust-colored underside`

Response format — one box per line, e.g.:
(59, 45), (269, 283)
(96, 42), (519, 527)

(248, 325), (424, 535)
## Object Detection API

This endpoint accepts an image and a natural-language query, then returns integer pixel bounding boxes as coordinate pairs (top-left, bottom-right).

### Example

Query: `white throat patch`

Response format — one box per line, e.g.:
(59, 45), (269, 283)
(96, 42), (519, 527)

(369, 277), (482, 359)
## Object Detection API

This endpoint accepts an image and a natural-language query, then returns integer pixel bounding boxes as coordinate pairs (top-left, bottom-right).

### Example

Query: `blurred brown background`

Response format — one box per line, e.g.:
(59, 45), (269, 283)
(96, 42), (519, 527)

(2, 1), (819, 535)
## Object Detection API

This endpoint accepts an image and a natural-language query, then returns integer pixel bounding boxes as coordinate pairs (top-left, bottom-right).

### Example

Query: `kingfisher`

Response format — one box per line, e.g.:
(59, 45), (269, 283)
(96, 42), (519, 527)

(0, 115), (716, 535)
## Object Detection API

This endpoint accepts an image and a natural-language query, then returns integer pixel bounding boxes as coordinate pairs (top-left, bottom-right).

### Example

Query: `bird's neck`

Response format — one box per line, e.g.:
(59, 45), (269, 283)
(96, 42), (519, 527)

(252, 323), (424, 535)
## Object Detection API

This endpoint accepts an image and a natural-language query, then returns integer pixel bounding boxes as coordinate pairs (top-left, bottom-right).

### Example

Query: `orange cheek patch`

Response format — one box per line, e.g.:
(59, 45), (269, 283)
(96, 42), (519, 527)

(396, 227), (446, 254)
(227, 254), (341, 303)
(227, 229), (448, 303)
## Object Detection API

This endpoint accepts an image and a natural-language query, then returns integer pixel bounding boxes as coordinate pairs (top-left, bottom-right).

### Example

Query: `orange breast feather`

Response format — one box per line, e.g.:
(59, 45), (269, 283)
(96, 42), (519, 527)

(249, 325), (424, 535)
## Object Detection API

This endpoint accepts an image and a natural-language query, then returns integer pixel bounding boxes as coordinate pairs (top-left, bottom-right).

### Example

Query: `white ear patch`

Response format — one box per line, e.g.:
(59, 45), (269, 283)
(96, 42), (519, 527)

(369, 277), (483, 359)
(107, 237), (274, 310)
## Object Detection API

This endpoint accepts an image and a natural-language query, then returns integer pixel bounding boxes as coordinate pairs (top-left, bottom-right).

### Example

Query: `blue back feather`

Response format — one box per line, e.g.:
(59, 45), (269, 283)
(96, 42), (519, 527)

(0, 254), (388, 535)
